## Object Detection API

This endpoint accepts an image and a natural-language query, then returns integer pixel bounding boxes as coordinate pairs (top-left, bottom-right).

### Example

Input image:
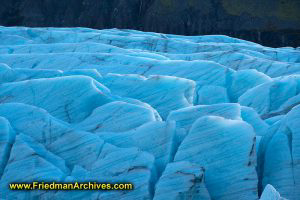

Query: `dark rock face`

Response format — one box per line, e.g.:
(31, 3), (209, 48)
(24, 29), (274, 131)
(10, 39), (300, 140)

(0, 0), (299, 47)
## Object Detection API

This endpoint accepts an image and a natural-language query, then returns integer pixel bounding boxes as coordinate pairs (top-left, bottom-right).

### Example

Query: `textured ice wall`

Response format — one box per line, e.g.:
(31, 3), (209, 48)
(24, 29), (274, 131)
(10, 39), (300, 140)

(0, 27), (299, 199)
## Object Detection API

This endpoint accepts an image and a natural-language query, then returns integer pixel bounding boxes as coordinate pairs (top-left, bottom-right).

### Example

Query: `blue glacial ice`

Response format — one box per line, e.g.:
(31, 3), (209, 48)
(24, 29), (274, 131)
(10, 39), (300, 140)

(174, 116), (257, 200)
(102, 73), (195, 119)
(0, 26), (299, 199)
(153, 161), (210, 200)
(257, 105), (300, 200)
(260, 184), (286, 200)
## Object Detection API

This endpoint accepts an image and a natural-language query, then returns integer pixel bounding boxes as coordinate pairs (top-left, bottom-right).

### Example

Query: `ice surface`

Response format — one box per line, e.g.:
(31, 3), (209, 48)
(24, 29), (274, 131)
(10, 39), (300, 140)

(0, 103), (157, 199)
(0, 117), (15, 177)
(154, 161), (210, 200)
(241, 106), (269, 136)
(195, 85), (230, 105)
(260, 184), (286, 200)
(0, 26), (299, 199)
(229, 69), (272, 102)
(102, 73), (195, 119)
(0, 134), (67, 199)
(97, 120), (177, 176)
(239, 75), (300, 119)
(174, 116), (257, 200)
(257, 105), (300, 200)
(74, 101), (159, 132)
(0, 75), (114, 123)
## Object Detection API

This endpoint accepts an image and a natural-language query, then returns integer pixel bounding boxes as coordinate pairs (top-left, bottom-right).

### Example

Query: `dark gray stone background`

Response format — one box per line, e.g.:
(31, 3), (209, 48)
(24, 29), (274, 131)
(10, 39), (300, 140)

(1, 0), (300, 47)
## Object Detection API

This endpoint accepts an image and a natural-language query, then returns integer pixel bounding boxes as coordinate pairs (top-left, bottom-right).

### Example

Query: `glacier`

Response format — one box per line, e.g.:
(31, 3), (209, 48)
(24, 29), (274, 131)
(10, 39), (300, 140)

(0, 26), (299, 199)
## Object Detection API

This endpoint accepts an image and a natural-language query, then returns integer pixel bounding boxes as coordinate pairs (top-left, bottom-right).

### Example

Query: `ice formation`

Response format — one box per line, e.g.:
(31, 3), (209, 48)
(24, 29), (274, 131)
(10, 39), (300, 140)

(0, 26), (299, 199)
